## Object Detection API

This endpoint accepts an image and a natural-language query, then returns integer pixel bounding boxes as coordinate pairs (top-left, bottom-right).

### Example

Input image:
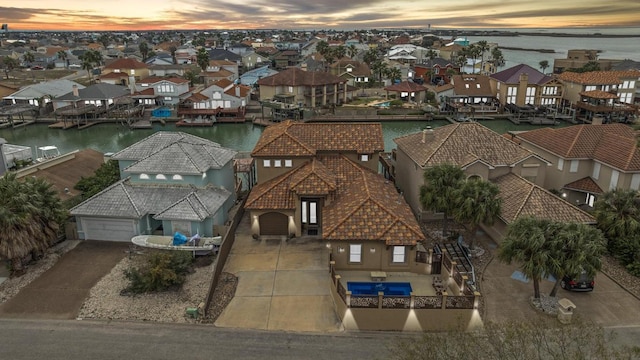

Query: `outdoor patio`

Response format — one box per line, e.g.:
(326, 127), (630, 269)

(336, 271), (449, 296)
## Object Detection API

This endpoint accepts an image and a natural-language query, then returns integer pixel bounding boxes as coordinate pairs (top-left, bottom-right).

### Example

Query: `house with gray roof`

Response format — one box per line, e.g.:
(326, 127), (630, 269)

(2, 79), (85, 107)
(489, 64), (564, 107)
(53, 83), (130, 111)
(70, 132), (237, 241)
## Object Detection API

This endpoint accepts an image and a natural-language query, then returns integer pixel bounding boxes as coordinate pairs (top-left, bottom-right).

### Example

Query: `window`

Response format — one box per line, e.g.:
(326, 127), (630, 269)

(631, 174), (640, 191)
(543, 86), (558, 95)
(525, 87), (536, 104)
(263, 159), (271, 167)
(301, 201), (307, 223)
(620, 92), (633, 104)
(172, 174), (183, 180)
(349, 244), (362, 263)
(140, 174), (149, 180)
(392, 246), (406, 263)
(585, 193), (595, 207)
(284, 159), (293, 167)
(360, 154), (369, 162)
(155, 174), (166, 180)
(557, 158), (564, 171)
(585, 85), (596, 91)
(609, 170), (619, 190)
(592, 163), (601, 180)
(569, 160), (579, 173)
(506, 87), (517, 104)
(158, 84), (175, 93)
(274, 160), (282, 167)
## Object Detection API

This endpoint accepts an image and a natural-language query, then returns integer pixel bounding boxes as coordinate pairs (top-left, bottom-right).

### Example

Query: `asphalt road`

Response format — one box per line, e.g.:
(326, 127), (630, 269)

(0, 319), (397, 360)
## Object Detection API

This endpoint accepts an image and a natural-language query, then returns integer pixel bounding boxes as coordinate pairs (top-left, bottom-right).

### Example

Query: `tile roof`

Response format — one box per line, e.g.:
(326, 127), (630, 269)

(394, 122), (539, 168)
(516, 124), (640, 171)
(330, 59), (371, 76)
(104, 58), (149, 70)
(224, 85), (251, 98)
(123, 141), (236, 174)
(493, 173), (595, 224)
(112, 131), (220, 160)
(56, 83), (130, 101)
(563, 177), (604, 194)
(257, 67), (346, 87)
(139, 76), (189, 84)
(490, 64), (553, 85)
(71, 179), (230, 219)
(579, 90), (618, 99)
(450, 74), (494, 96)
(252, 121), (384, 157)
(100, 72), (129, 80)
(556, 70), (640, 85)
(245, 155), (424, 245)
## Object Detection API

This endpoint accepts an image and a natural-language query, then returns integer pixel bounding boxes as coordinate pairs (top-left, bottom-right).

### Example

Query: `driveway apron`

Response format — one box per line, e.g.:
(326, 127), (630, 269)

(0, 241), (128, 320)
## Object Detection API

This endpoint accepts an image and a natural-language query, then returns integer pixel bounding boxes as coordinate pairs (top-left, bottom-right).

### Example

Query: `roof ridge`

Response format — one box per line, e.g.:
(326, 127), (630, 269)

(177, 142), (204, 172)
(121, 180), (143, 217)
(423, 123), (459, 166)
(245, 165), (301, 208)
(514, 182), (536, 220)
(565, 125), (586, 157)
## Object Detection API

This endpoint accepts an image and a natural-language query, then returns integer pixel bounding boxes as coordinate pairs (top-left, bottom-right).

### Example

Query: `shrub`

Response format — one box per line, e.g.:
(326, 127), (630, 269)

(123, 251), (194, 294)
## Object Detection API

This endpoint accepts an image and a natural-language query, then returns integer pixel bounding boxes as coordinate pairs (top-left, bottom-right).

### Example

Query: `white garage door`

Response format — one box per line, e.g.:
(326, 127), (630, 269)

(82, 218), (138, 242)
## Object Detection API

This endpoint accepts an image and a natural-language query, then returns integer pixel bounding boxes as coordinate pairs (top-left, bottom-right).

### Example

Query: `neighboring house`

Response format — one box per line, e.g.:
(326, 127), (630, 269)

(239, 65), (279, 87)
(0, 84), (18, 102)
(257, 67), (348, 108)
(70, 132), (237, 241)
(3, 79), (85, 107)
(445, 74), (496, 114)
(329, 58), (371, 88)
(553, 49), (619, 73)
(145, 53), (175, 66)
(383, 81), (427, 102)
(148, 64), (194, 77)
(391, 123), (594, 241)
(133, 76), (191, 106)
(207, 49), (242, 70)
(245, 120), (426, 272)
(226, 43), (253, 57)
(100, 58), (150, 86)
(202, 59), (239, 85)
(54, 83), (130, 112)
(414, 58), (459, 85)
(272, 50), (300, 70)
(556, 70), (639, 122)
(174, 46), (197, 64)
(513, 123), (640, 208)
(179, 80), (250, 116)
(490, 64), (564, 107)
(241, 51), (270, 71)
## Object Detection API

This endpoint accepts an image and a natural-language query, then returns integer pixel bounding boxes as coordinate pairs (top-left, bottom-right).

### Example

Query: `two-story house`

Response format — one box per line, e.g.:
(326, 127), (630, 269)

(202, 59), (239, 85)
(329, 58), (372, 88)
(513, 123), (640, 208)
(133, 76), (191, 106)
(178, 79), (250, 120)
(490, 64), (564, 107)
(414, 58), (459, 85)
(257, 67), (348, 108)
(445, 74), (496, 114)
(392, 123), (593, 241)
(71, 132), (237, 241)
(100, 58), (150, 86)
(245, 121), (425, 271)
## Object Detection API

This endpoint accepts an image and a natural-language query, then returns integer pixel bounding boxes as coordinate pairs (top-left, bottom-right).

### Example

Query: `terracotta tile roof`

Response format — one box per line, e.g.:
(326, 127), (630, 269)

(209, 59), (235, 66)
(494, 173), (595, 224)
(579, 90), (618, 99)
(213, 79), (233, 88)
(132, 88), (155, 96)
(187, 92), (209, 102)
(257, 67), (346, 87)
(490, 64), (553, 85)
(289, 158), (338, 196)
(330, 59), (371, 76)
(556, 70), (640, 85)
(203, 69), (234, 78)
(321, 155), (423, 245)
(450, 74), (494, 96)
(384, 81), (427, 92)
(516, 124), (640, 171)
(252, 121), (384, 157)
(394, 122), (538, 168)
(224, 85), (251, 98)
(99, 72), (128, 80)
(563, 177), (604, 194)
(104, 58), (149, 70)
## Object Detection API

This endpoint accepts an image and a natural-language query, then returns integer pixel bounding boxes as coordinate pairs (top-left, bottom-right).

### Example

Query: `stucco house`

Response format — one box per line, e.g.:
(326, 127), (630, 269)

(329, 58), (372, 88)
(2, 79), (84, 107)
(391, 123), (594, 241)
(490, 64), (564, 107)
(132, 76), (191, 106)
(245, 121), (425, 271)
(100, 58), (150, 86)
(70, 132), (237, 241)
(513, 123), (640, 208)
(257, 67), (348, 108)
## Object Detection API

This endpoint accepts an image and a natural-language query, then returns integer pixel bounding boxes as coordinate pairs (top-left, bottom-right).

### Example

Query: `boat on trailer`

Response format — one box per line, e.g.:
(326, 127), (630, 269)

(131, 234), (222, 255)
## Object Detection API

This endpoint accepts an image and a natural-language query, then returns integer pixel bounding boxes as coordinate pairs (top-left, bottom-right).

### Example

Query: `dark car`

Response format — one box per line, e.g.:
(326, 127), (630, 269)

(561, 271), (594, 292)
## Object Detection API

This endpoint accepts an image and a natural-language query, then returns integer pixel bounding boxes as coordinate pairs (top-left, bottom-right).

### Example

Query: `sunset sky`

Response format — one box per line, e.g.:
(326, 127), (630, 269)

(1, 0), (639, 31)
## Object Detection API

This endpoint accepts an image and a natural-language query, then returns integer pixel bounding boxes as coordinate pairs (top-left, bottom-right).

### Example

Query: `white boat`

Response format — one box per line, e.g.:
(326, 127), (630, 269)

(131, 234), (222, 255)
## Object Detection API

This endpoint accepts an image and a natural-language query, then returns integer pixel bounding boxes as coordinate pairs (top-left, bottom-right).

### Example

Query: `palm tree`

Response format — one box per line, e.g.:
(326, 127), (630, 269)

(1, 56), (19, 79)
(385, 67), (402, 84)
(139, 42), (150, 61)
(363, 48), (378, 65)
(0, 173), (64, 275)
(490, 47), (505, 72)
(467, 45), (482, 74)
(57, 50), (68, 69)
(498, 217), (552, 299)
(169, 45), (177, 64)
(426, 49), (438, 84)
(420, 164), (465, 238)
(371, 60), (387, 82)
(196, 48), (209, 71)
(347, 44), (358, 59)
(475, 40), (489, 74)
(593, 189), (640, 260)
(23, 51), (35, 67)
(539, 60), (549, 74)
(333, 45), (347, 60)
(316, 40), (329, 57)
(452, 178), (502, 250)
(547, 222), (605, 297)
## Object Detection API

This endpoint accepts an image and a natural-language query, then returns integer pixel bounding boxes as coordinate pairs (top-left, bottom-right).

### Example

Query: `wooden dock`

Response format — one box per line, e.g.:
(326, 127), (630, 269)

(48, 121), (78, 129)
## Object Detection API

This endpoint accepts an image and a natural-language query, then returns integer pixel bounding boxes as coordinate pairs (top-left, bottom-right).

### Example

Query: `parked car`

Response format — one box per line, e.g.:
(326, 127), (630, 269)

(561, 271), (594, 292)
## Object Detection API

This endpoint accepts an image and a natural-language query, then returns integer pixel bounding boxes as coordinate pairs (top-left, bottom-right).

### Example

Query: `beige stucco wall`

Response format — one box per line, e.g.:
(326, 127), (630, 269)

(393, 148), (425, 216)
(248, 209), (298, 237)
(254, 157), (311, 183)
(330, 241), (422, 273)
(561, 81), (583, 104)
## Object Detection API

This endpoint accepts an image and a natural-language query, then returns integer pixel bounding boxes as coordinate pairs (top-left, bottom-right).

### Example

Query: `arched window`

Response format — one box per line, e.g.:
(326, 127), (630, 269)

(172, 174), (183, 180)
(139, 174), (150, 180)
(155, 174), (166, 180)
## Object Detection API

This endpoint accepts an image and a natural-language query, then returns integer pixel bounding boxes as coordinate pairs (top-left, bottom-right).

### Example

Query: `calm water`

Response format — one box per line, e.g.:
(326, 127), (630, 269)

(0, 120), (569, 157)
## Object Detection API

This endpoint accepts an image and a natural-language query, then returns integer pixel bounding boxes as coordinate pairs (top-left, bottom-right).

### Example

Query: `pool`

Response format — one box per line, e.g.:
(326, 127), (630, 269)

(347, 282), (412, 296)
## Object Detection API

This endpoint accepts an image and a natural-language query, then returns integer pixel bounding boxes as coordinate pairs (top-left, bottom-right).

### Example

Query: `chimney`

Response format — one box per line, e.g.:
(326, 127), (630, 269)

(519, 72), (529, 84)
(235, 85), (240, 97)
(421, 126), (434, 143)
(72, 84), (79, 97)
(129, 75), (136, 95)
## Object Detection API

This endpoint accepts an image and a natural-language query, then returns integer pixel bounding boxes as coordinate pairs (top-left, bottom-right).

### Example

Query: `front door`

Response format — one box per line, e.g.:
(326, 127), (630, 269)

(301, 198), (320, 236)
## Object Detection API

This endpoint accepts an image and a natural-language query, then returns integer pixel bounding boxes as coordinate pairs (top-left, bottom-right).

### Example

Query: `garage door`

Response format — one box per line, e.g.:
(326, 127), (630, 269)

(82, 218), (138, 242)
(259, 212), (288, 236)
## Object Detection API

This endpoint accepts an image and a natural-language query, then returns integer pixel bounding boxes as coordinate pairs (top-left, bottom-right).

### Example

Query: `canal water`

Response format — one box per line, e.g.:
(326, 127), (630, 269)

(0, 120), (569, 156)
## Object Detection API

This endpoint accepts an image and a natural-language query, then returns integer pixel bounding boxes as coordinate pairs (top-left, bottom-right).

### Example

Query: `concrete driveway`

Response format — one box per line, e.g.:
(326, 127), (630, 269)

(481, 251), (640, 326)
(0, 241), (128, 320)
(215, 214), (342, 332)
